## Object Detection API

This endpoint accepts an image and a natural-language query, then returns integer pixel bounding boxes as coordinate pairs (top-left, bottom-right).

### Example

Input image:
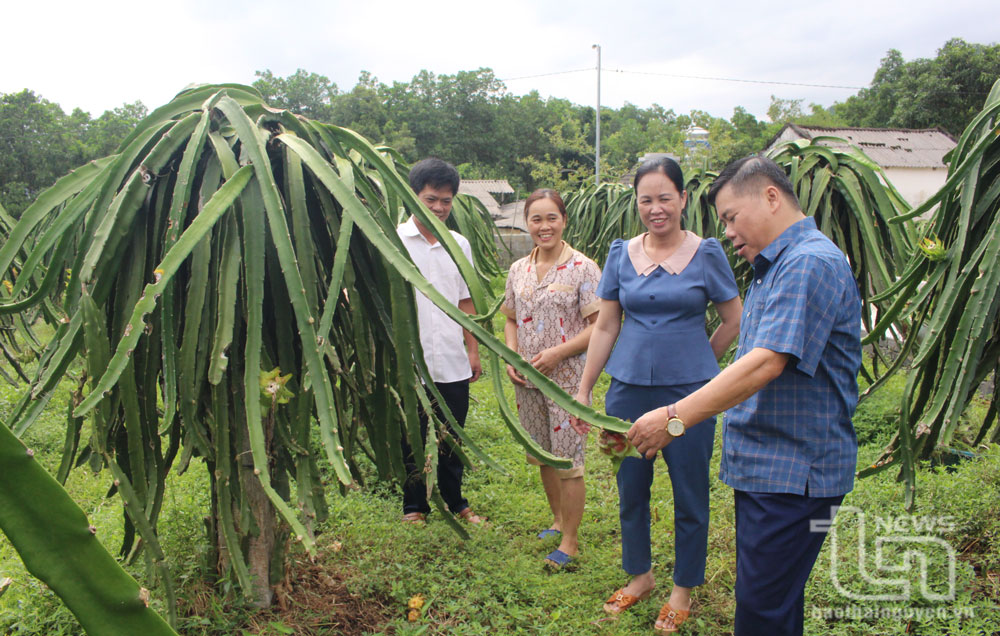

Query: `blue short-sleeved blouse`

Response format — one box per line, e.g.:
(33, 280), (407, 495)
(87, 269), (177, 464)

(597, 237), (738, 386)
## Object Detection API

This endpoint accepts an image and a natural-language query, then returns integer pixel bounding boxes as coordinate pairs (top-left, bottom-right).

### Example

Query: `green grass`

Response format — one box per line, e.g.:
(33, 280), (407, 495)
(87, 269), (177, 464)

(0, 348), (211, 635)
(310, 374), (1000, 636)
(2, 352), (999, 635)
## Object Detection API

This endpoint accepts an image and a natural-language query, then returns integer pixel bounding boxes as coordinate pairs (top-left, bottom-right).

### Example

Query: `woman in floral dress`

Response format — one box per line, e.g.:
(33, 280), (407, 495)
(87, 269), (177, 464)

(501, 189), (602, 569)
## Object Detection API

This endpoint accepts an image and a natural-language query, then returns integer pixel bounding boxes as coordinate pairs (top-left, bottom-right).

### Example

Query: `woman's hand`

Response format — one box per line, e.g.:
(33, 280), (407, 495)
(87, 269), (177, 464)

(506, 364), (527, 386)
(570, 390), (593, 435)
(530, 346), (564, 376)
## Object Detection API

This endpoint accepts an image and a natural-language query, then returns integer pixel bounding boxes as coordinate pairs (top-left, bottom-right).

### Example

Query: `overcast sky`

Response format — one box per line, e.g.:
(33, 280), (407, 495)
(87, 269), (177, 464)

(3, 0), (996, 121)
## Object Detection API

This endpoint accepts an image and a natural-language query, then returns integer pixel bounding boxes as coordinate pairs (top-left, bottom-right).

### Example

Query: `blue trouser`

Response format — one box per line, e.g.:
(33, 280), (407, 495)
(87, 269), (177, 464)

(605, 378), (715, 587)
(733, 489), (844, 636)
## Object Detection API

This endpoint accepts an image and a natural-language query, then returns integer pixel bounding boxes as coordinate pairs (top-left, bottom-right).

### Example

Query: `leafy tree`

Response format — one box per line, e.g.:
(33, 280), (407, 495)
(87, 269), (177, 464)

(519, 116), (595, 190)
(767, 96), (806, 124)
(0, 90), (85, 216)
(9, 38), (994, 220)
(766, 97), (846, 128)
(252, 68), (338, 120)
(797, 103), (848, 127)
(0, 91), (149, 216)
(602, 102), (689, 178)
(437, 68), (508, 166)
(84, 101), (148, 157)
(381, 120), (418, 158)
(248, 68), (781, 190)
(603, 117), (647, 174)
(892, 38), (1000, 134)
(330, 71), (391, 146)
(834, 39), (1000, 135)
(702, 106), (775, 168)
(835, 49), (907, 127)
(642, 107), (689, 158)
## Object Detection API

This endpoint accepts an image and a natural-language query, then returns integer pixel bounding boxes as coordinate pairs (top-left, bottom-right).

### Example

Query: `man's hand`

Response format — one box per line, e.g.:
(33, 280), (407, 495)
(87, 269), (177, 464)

(530, 346), (564, 376)
(468, 350), (482, 382)
(506, 364), (527, 386)
(570, 390), (593, 435)
(627, 406), (672, 459)
(459, 297), (481, 382)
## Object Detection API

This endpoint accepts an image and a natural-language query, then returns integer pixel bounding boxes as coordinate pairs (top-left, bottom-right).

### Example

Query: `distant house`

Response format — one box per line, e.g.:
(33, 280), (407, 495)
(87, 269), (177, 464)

(767, 125), (957, 208)
(493, 199), (534, 267)
(458, 179), (515, 217)
(457, 180), (532, 266)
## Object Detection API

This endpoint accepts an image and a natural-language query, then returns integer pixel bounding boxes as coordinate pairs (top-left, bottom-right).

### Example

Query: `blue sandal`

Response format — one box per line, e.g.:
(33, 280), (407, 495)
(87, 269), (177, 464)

(537, 528), (561, 540)
(544, 549), (573, 569)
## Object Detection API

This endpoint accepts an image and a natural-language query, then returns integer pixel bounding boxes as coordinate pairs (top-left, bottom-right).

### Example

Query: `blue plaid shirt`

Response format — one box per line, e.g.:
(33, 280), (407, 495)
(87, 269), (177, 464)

(720, 217), (861, 497)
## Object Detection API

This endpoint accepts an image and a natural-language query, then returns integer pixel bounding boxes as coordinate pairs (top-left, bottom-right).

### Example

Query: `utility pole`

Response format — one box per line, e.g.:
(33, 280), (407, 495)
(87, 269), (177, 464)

(592, 43), (601, 186)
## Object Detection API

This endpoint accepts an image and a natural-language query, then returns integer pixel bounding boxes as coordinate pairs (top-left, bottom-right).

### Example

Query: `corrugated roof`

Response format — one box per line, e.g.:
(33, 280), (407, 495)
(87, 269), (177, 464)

(460, 179), (515, 195)
(495, 201), (528, 232)
(770, 125), (957, 169)
(457, 182), (502, 216)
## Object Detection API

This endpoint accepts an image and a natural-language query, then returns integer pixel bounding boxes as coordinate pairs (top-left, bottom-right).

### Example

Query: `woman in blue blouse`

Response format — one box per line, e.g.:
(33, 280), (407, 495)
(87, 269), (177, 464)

(573, 157), (741, 633)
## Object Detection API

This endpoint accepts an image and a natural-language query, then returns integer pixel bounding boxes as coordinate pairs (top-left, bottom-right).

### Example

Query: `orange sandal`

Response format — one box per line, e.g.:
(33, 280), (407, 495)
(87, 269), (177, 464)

(654, 602), (690, 633)
(401, 512), (426, 524)
(457, 507), (488, 526)
(603, 587), (651, 615)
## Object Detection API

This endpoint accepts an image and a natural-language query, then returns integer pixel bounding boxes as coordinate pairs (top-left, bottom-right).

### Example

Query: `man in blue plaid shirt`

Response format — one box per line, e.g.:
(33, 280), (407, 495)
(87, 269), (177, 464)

(627, 156), (861, 635)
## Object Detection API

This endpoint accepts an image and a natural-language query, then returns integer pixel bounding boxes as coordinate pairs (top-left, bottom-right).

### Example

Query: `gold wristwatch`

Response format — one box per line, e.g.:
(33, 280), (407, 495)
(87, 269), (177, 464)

(665, 404), (685, 437)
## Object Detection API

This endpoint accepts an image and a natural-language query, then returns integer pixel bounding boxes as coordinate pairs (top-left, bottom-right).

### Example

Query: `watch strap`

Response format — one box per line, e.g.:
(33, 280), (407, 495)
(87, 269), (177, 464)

(665, 403), (685, 437)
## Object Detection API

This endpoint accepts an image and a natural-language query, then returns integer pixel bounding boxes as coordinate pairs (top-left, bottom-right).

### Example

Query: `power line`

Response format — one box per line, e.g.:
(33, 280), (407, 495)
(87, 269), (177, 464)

(611, 70), (996, 96)
(501, 66), (867, 90)
(502, 65), (993, 96)
(609, 68), (865, 90)
(500, 68), (593, 82)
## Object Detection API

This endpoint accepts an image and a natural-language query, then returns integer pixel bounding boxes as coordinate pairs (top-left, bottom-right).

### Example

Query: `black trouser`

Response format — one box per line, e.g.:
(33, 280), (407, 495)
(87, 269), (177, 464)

(401, 380), (470, 515)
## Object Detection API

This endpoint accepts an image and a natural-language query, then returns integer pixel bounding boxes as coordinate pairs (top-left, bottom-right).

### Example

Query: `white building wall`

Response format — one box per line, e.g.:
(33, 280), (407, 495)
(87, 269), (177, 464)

(884, 166), (949, 209)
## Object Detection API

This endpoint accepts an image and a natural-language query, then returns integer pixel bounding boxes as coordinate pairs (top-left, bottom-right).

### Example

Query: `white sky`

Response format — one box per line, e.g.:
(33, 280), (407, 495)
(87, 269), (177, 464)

(2, 0), (996, 121)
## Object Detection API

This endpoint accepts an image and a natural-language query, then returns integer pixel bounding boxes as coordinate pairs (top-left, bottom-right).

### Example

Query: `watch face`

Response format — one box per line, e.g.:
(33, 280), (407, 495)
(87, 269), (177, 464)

(667, 418), (685, 436)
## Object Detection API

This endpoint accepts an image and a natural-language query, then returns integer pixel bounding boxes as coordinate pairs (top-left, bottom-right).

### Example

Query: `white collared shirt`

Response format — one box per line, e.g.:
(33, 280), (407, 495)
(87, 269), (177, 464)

(397, 217), (474, 383)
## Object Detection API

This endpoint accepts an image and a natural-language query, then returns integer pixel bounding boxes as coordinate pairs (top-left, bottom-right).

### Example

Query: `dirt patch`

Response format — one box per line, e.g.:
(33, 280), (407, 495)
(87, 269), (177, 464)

(957, 536), (1000, 604)
(245, 557), (394, 635)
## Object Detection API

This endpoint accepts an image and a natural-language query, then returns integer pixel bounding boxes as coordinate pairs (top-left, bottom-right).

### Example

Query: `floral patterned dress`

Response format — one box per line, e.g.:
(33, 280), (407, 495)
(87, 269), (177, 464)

(501, 241), (602, 475)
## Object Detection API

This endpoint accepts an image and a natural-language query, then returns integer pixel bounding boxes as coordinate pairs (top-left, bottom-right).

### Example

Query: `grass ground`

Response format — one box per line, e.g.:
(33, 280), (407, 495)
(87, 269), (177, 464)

(1, 354), (999, 635)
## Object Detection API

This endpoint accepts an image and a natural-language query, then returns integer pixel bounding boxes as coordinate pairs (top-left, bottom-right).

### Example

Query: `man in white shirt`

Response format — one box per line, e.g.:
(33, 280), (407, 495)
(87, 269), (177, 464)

(396, 158), (484, 525)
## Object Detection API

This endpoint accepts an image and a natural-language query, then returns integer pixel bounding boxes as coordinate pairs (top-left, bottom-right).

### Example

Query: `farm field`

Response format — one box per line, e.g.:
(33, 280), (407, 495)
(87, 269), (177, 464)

(1, 29), (999, 636)
(2, 355), (998, 635)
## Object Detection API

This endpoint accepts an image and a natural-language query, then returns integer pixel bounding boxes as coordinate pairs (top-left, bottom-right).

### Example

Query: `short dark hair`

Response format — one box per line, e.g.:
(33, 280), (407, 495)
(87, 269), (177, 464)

(408, 158), (460, 196)
(633, 156), (684, 193)
(523, 188), (567, 220)
(707, 155), (798, 208)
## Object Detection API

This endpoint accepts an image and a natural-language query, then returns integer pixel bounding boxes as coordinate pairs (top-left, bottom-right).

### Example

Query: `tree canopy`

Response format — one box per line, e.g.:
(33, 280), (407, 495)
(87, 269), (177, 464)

(834, 38), (1000, 135)
(1, 38), (995, 215)
(252, 68), (339, 121)
(0, 91), (146, 216)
